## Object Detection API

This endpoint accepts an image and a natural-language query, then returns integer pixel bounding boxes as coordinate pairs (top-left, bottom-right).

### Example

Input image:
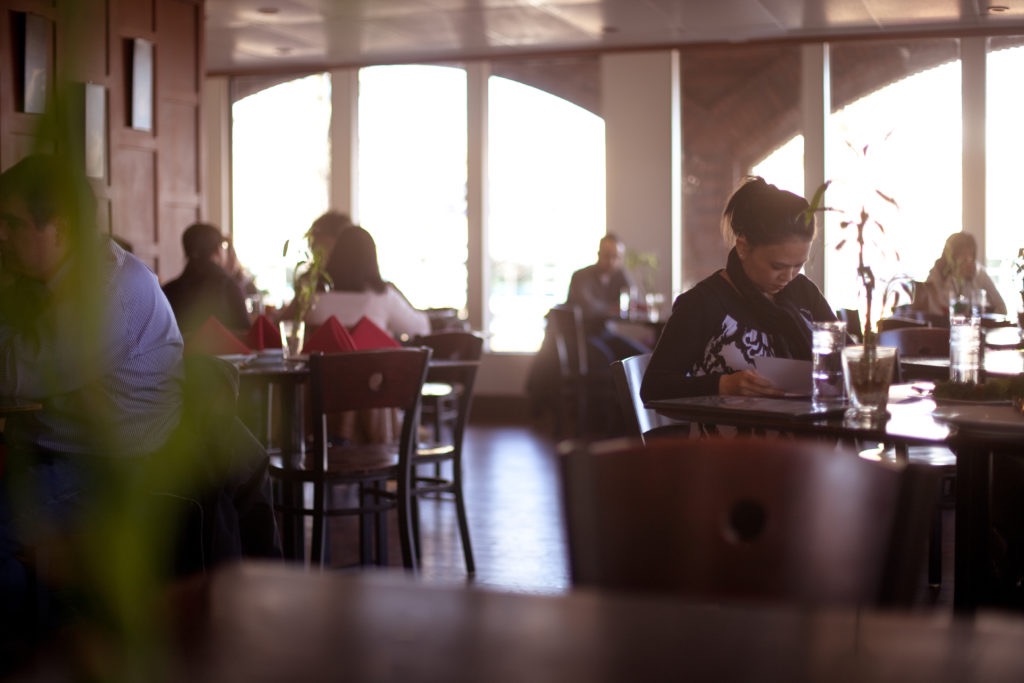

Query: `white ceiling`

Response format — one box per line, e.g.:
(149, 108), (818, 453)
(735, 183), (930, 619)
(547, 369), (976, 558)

(204, 0), (1024, 74)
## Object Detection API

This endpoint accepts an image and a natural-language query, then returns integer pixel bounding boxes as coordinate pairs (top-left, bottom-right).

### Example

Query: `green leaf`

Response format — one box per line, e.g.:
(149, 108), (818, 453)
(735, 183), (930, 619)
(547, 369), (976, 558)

(282, 239), (290, 257)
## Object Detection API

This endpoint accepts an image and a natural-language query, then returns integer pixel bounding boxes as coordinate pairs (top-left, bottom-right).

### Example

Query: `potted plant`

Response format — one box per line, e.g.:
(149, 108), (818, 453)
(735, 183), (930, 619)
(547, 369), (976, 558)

(280, 235), (332, 356)
(806, 142), (901, 422)
(1014, 247), (1024, 327)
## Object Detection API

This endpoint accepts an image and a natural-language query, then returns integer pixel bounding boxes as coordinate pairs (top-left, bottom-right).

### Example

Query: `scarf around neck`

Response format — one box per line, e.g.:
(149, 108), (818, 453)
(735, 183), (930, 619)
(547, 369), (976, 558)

(724, 247), (813, 359)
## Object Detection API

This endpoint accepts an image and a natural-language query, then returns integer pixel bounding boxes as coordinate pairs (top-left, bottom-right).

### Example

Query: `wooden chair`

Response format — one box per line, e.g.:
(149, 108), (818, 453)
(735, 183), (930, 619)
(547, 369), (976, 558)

(546, 304), (590, 437)
(411, 332), (483, 573)
(878, 326), (950, 361)
(269, 348), (431, 569)
(877, 316), (929, 333)
(558, 435), (939, 606)
(610, 353), (690, 443)
(876, 325), (955, 586)
(836, 308), (863, 344)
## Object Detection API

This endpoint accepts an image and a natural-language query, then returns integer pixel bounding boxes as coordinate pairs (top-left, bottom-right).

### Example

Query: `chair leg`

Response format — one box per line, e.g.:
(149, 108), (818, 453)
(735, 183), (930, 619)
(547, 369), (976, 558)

(411, 491), (422, 564)
(928, 503), (942, 587)
(453, 477), (475, 574)
(358, 484), (375, 566)
(396, 480), (418, 572)
(310, 481), (325, 568)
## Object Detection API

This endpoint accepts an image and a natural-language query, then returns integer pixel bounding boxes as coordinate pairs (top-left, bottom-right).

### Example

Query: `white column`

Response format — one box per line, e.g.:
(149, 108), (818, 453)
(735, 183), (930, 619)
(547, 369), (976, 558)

(329, 68), (359, 219)
(466, 62), (490, 332)
(961, 37), (986, 256)
(601, 51), (682, 300)
(201, 76), (232, 233)
(801, 44), (829, 289)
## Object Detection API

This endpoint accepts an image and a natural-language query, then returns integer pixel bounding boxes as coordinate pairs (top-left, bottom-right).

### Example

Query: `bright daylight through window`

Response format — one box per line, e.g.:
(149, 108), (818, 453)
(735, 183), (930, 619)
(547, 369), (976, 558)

(231, 67), (605, 352)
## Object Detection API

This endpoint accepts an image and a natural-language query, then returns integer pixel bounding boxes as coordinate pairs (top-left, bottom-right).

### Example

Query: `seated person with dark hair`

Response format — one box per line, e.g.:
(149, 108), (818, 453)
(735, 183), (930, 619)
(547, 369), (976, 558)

(567, 233), (650, 366)
(0, 153), (186, 632)
(0, 156), (278, 644)
(162, 222), (251, 334)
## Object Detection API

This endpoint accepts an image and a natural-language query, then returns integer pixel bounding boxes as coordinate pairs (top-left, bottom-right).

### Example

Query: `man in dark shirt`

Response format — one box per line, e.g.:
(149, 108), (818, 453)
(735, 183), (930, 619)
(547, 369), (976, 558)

(567, 233), (649, 364)
(162, 223), (251, 334)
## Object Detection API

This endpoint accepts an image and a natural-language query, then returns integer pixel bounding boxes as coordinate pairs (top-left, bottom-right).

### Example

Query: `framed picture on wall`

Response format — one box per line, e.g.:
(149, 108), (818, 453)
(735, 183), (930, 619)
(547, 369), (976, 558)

(84, 83), (106, 179)
(129, 38), (154, 131)
(19, 13), (52, 114)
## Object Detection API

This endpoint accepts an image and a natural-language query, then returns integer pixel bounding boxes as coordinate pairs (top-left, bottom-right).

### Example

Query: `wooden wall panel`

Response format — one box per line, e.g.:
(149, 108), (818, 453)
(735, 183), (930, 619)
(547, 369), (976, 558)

(158, 0), (198, 96)
(120, 0), (156, 35)
(158, 99), (198, 199)
(160, 202), (200, 276)
(110, 146), (156, 250)
(59, 0), (108, 82)
(0, 0), (204, 283)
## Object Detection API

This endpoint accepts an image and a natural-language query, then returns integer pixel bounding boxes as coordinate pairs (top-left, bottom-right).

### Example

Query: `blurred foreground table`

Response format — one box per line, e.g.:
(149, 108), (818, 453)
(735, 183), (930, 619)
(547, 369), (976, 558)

(164, 562), (1024, 682)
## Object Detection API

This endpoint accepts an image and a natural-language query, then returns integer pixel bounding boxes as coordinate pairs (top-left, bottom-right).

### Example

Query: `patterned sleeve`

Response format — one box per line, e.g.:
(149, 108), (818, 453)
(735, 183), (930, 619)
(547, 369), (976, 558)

(640, 285), (724, 401)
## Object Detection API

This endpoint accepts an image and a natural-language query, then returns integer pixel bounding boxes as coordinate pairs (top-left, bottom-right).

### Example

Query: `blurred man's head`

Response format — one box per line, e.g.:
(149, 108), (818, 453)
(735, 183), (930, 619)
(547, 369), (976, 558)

(182, 222), (227, 263)
(597, 233), (625, 273)
(0, 154), (95, 281)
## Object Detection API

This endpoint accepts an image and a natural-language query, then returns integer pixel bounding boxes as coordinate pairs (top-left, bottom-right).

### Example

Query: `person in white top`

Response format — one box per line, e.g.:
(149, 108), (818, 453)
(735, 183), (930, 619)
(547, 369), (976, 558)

(304, 225), (430, 340)
(912, 232), (1007, 319)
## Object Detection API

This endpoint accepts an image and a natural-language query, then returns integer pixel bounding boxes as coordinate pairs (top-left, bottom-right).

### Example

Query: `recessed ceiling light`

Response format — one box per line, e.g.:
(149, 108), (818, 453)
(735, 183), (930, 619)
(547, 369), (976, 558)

(257, 6), (279, 14)
(987, 4), (1010, 12)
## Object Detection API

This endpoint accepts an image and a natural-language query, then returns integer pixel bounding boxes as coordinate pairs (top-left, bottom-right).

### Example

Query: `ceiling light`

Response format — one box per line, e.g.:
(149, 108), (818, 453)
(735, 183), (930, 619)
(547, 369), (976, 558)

(257, 6), (279, 14)
(987, 5), (1010, 12)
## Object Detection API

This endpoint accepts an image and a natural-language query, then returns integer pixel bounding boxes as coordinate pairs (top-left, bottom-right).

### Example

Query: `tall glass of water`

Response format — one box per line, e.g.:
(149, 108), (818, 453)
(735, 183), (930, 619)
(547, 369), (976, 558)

(812, 321), (847, 411)
(949, 294), (981, 384)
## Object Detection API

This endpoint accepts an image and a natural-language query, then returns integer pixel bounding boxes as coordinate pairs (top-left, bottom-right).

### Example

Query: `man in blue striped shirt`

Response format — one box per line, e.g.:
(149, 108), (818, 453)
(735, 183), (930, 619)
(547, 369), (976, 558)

(0, 154), (184, 634)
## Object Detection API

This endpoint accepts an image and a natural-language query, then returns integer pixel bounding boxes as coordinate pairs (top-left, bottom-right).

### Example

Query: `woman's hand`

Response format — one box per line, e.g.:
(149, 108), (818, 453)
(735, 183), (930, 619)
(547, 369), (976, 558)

(719, 369), (784, 397)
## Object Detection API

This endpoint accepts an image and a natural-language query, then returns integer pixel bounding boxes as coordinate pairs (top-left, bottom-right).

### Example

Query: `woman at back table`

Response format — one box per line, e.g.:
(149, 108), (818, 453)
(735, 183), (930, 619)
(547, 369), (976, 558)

(640, 177), (838, 401)
(303, 225), (430, 339)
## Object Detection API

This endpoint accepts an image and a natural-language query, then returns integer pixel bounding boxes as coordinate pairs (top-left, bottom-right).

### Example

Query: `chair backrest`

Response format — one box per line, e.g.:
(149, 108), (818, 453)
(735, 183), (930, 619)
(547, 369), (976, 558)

(878, 327), (950, 357)
(610, 353), (683, 441)
(836, 309), (863, 344)
(413, 331), (484, 362)
(558, 436), (938, 606)
(415, 332), (483, 444)
(876, 316), (929, 333)
(547, 304), (588, 379)
(308, 348), (431, 466)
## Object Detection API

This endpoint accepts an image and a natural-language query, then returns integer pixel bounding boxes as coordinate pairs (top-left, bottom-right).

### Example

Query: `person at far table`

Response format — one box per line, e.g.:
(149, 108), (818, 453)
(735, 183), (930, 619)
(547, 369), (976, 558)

(641, 176), (838, 401)
(304, 224), (430, 340)
(911, 231), (1007, 320)
(162, 222), (251, 334)
(277, 211), (355, 322)
(566, 233), (651, 365)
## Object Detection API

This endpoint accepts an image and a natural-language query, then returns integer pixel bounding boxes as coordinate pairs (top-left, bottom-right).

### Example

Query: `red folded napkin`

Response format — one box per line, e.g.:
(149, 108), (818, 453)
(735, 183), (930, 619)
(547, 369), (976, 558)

(187, 315), (252, 355)
(303, 315), (357, 353)
(247, 314), (283, 350)
(350, 316), (401, 350)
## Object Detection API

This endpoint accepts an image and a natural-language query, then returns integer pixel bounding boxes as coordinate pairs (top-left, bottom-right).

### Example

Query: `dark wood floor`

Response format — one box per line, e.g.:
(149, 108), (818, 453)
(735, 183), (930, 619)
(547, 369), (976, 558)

(320, 416), (955, 610)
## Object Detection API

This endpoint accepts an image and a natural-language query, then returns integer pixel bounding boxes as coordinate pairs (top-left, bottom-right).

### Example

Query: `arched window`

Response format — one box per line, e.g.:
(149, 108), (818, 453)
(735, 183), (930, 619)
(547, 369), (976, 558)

(487, 76), (606, 352)
(231, 66), (605, 351)
(232, 73), (332, 307)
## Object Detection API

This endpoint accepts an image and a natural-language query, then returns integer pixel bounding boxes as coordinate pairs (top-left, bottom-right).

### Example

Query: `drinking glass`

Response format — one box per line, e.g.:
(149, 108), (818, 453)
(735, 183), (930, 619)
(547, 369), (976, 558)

(841, 345), (897, 424)
(811, 321), (847, 412)
(949, 295), (981, 384)
(279, 319), (306, 358)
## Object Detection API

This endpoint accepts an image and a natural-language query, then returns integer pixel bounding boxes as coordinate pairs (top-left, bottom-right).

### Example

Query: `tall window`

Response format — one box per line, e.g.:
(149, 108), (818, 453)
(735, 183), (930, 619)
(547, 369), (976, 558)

(825, 40), (962, 314)
(987, 41), (1024, 315)
(357, 65), (468, 312)
(487, 76), (606, 352)
(232, 74), (331, 307)
(755, 40), (964, 318)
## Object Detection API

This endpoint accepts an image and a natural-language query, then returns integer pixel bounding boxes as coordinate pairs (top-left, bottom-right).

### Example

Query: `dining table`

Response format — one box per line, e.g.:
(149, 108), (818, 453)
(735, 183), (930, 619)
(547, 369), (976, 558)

(901, 347), (1024, 382)
(139, 561), (1024, 682)
(231, 355), (311, 559)
(647, 384), (1024, 614)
